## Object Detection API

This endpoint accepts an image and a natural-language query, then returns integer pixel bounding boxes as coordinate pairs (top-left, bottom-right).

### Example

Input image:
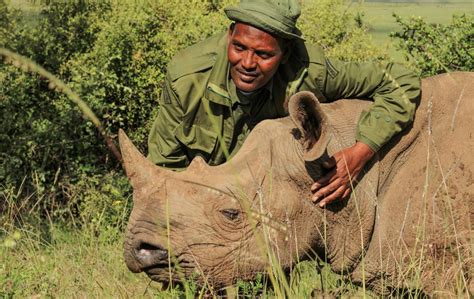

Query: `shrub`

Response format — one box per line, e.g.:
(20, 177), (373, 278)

(66, 1), (231, 150)
(299, 0), (387, 61)
(1, 0), (114, 197)
(391, 13), (473, 77)
(0, 0), (232, 226)
(1, 0), (383, 227)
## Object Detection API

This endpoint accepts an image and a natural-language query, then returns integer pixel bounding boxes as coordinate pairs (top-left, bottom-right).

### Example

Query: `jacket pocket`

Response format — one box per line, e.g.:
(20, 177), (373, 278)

(174, 122), (218, 156)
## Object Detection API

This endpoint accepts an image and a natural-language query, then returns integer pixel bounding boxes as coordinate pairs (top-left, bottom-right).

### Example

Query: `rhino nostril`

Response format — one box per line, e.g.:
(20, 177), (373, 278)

(135, 242), (169, 262)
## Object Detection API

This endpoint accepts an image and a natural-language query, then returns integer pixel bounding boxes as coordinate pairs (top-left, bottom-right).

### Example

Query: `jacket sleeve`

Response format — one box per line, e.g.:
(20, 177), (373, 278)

(323, 59), (421, 152)
(147, 74), (189, 170)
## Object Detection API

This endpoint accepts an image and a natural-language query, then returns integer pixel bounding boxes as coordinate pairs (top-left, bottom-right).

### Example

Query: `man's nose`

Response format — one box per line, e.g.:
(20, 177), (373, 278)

(241, 51), (257, 70)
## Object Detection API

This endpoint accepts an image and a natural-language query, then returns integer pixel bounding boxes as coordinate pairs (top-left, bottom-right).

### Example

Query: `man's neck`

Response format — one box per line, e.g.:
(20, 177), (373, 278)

(235, 78), (273, 104)
(237, 88), (261, 97)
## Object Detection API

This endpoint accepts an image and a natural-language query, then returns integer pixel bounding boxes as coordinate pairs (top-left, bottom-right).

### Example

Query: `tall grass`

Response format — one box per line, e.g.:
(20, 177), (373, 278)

(1, 185), (164, 297)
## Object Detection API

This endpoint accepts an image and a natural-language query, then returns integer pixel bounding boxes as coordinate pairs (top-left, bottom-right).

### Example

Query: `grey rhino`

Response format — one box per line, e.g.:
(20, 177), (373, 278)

(120, 72), (473, 295)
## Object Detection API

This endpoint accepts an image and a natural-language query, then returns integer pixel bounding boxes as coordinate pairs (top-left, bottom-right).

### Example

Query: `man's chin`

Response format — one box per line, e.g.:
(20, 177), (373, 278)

(234, 79), (260, 93)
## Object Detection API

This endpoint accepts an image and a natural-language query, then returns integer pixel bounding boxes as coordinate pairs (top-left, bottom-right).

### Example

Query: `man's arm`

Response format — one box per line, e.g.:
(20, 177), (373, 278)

(311, 60), (421, 207)
(147, 75), (189, 170)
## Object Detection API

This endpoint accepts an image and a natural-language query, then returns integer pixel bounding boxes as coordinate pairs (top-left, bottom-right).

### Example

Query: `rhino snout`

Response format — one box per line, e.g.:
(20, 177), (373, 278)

(124, 232), (172, 273)
(135, 242), (169, 265)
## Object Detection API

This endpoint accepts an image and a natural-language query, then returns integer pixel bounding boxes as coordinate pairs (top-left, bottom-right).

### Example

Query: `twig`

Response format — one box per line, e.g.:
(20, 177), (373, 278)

(450, 85), (465, 133)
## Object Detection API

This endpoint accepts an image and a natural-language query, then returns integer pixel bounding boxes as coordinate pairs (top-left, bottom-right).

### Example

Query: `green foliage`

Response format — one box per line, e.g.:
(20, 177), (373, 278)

(299, 0), (387, 61)
(1, 0), (115, 218)
(0, 0), (385, 226)
(2, 0), (111, 70)
(66, 1), (231, 147)
(74, 172), (132, 232)
(391, 13), (474, 77)
(235, 273), (265, 297)
(1, 0), (384, 225)
(0, 0), (231, 225)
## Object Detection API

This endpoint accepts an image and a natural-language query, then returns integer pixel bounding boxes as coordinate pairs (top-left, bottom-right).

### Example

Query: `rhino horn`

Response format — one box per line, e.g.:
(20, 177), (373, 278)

(118, 129), (166, 190)
(288, 91), (330, 161)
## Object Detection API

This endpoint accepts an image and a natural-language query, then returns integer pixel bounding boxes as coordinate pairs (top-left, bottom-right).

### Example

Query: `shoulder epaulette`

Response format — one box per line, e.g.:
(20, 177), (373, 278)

(302, 42), (326, 65)
(168, 33), (226, 81)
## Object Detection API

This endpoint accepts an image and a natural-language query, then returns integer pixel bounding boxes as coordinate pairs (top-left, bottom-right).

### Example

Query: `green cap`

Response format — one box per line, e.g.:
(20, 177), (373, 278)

(224, 0), (304, 40)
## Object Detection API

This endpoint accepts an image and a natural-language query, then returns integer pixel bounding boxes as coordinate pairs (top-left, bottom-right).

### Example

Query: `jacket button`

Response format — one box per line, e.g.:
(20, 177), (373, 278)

(385, 116), (391, 122)
(375, 113), (380, 119)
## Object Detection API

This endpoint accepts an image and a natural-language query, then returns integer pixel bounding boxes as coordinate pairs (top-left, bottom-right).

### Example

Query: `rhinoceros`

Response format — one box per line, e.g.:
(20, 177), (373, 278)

(120, 72), (473, 296)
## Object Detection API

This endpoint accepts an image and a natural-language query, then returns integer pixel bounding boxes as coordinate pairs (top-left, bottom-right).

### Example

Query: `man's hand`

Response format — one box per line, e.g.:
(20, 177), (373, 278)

(311, 142), (375, 208)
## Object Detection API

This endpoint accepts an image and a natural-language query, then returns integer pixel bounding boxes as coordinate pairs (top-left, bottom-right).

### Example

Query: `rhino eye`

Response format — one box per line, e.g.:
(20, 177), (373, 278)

(220, 209), (241, 221)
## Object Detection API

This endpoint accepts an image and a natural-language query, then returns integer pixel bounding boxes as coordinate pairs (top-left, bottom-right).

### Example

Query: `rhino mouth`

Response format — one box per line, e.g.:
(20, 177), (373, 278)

(135, 242), (168, 260)
(133, 245), (199, 284)
(143, 261), (205, 287)
(143, 265), (178, 283)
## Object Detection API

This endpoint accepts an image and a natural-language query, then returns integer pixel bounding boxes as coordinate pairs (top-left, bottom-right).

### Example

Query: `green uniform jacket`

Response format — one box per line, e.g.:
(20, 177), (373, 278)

(148, 32), (421, 170)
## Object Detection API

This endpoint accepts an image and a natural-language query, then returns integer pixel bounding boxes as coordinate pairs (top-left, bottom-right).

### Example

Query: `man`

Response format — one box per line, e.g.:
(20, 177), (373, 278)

(147, 0), (420, 207)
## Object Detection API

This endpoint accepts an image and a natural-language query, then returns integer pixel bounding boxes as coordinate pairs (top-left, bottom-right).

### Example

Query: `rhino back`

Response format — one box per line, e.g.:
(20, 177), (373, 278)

(356, 72), (474, 293)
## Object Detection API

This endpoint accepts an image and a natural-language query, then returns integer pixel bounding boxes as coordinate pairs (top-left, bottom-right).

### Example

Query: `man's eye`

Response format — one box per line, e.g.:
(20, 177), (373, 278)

(233, 44), (245, 51)
(256, 51), (272, 59)
(220, 209), (241, 221)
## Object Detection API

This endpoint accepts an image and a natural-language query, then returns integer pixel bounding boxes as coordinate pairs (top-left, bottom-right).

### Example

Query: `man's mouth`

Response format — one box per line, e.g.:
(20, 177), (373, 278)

(237, 69), (258, 82)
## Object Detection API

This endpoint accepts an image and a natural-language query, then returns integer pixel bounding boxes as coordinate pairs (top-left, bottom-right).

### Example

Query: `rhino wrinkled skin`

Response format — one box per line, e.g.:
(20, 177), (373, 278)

(120, 72), (473, 295)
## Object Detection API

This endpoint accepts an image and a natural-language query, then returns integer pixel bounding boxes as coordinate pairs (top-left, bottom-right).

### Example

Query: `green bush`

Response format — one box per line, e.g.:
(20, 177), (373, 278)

(391, 14), (474, 77)
(1, 0), (111, 71)
(1, 0), (383, 227)
(1, 0), (114, 206)
(66, 1), (231, 149)
(0, 0), (231, 226)
(299, 0), (387, 61)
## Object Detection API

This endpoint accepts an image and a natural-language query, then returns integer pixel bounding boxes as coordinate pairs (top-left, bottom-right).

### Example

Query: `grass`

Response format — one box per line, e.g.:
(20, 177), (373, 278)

(1, 226), (159, 297)
(0, 187), (368, 298)
(0, 179), (165, 298)
(0, 217), (372, 298)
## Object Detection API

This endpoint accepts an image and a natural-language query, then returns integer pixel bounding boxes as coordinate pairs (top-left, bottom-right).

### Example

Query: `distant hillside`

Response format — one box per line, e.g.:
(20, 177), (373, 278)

(365, 0), (472, 3)
(352, 1), (472, 61)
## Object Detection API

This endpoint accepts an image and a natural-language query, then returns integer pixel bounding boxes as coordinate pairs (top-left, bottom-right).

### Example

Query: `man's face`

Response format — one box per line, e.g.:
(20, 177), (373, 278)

(227, 23), (286, 92)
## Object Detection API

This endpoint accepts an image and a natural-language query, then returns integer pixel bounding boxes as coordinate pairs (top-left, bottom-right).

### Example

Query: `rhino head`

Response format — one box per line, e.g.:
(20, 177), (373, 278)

(121, 91), (353, 288)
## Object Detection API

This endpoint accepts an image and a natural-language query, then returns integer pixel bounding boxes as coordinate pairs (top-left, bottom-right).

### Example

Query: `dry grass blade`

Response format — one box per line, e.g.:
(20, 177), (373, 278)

(0, 48), (122, 163)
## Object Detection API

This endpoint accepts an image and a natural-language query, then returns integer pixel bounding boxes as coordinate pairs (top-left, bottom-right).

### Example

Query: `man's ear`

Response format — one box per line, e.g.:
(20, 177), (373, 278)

(288, 91), (331, 161)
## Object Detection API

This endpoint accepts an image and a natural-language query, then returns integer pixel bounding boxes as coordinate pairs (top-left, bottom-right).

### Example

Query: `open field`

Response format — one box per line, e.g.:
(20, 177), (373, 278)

(350, 1), (473, 59)
(362, 2), (472, 42)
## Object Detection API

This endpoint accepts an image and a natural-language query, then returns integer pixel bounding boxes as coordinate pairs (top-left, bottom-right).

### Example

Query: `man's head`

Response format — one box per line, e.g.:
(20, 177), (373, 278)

(227, 23), (287, 92)
(225, 0), (303, 92)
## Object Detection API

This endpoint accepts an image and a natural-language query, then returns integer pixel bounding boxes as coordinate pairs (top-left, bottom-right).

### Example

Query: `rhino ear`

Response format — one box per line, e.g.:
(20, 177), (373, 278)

(119, 129), (165, 190)
(288, 91), (330, 161)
